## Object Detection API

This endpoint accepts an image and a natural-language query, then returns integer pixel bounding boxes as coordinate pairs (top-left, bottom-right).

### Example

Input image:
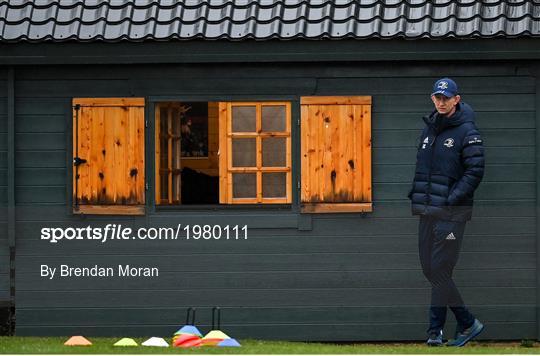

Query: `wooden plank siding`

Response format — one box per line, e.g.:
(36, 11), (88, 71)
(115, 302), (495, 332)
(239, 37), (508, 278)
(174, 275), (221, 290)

(535, 69), (540, 342)
(5, 62), (537, 341)
(0, 77), (9, 304)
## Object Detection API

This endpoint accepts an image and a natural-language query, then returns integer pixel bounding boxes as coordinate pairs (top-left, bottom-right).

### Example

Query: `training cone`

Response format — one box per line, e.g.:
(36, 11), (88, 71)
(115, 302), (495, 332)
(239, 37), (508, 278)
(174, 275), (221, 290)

(172, 307), (202, 348)
(173, 334), (202, 348)
(175, 325), (202, 336)
(181, 338), (203, 348)
(218, 338), (241, 347)
(204, 330), (230, 339)
(64, 336), (92, 346)
(200, 338), (222, 346)
(142, 337), (169, 347)
(174, 335), (202, 348)
(202, 329), (230, 345)
(173, 307), (203, 337)
(113, 338), (138, 347)
(201, 307), (233, 346)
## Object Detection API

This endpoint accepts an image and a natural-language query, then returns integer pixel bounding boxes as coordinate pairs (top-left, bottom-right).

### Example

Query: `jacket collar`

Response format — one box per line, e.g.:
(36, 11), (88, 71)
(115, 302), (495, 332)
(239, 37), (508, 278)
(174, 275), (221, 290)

(423, 102), (466, 133)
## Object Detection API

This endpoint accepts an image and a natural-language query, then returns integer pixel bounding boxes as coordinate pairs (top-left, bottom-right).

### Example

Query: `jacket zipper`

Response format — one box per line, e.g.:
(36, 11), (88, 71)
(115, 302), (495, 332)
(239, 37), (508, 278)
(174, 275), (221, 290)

(425, 130), (437, 211)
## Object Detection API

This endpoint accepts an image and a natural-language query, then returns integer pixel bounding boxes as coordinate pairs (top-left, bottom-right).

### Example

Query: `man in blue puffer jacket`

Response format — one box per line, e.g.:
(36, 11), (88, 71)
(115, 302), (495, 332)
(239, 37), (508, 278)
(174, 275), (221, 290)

(408, 78), (485, 347)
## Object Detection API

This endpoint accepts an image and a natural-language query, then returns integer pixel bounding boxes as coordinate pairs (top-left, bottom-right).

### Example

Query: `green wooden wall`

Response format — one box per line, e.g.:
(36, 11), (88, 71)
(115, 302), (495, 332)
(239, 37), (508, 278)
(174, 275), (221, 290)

(0, 68), (8, 305)
(3, 61), (537, 340)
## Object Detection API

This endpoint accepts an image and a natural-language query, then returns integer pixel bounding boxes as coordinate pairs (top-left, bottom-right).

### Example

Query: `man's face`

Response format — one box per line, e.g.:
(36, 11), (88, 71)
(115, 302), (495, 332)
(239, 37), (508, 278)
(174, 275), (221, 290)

(431, 94), (461, 116)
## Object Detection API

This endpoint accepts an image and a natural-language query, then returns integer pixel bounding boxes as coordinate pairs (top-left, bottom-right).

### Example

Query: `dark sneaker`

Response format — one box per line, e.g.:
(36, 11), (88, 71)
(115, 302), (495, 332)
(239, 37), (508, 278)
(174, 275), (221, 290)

(426, 330), (443, 346)
(447, 319), (484, 347)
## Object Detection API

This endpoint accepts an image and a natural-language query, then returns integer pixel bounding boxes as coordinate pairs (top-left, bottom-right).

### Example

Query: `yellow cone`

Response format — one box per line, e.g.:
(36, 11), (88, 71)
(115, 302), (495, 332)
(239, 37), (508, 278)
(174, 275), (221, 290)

(203, 330), (230, 340)
(64, 336), (92, 346)
(113, 338), (138, 347)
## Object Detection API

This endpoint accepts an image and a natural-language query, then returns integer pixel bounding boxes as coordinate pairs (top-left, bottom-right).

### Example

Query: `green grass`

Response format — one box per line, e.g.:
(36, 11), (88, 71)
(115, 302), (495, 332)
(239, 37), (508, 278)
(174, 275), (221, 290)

(0, 337), (539, 354)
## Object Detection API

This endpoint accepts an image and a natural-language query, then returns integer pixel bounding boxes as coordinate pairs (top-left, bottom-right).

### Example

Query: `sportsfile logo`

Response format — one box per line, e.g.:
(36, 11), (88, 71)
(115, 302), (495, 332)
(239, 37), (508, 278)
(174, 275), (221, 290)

(41, 224), (248, 243)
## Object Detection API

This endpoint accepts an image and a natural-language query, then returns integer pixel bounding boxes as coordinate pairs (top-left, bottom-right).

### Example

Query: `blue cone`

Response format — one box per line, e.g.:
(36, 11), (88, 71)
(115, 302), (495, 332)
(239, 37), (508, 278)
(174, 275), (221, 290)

(175, 325), (203, 337)
(217, 338), (241, 347)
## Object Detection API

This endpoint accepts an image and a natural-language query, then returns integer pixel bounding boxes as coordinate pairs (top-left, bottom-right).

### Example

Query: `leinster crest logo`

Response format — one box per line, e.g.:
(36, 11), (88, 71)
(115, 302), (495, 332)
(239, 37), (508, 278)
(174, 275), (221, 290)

(444, 138), (454, 148)
(437, 81), (449, 90)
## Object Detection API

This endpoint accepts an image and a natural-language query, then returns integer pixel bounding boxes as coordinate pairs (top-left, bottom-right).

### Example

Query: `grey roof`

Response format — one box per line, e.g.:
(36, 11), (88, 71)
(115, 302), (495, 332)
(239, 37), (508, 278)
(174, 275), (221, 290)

(1, 0), (540, 42)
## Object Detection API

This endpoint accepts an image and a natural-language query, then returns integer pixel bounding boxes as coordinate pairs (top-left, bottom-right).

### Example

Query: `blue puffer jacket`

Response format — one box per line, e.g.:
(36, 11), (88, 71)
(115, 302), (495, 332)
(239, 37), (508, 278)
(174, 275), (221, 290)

(408, 102), (484, 221)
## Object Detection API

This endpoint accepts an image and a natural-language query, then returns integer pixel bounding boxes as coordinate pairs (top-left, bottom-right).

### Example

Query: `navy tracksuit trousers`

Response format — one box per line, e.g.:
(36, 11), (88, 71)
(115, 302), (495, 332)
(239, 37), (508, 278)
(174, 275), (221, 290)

(418, 216), (475, 334)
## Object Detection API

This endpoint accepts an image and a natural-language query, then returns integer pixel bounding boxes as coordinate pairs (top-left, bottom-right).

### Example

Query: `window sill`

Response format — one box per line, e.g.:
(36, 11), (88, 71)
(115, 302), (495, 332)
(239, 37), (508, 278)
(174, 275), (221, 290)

(154, 204), (293, 212)
(73, 205), (145, 216)
(300, 203), (373, 214)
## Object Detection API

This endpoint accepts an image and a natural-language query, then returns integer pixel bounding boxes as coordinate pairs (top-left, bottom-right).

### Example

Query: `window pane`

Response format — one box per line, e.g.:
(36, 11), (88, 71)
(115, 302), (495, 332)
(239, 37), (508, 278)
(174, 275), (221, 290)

(262, 173), (286, 198)
(173, 173), (181, 203)
(232, 138), (256, 167)
(233, 173), (256, 198)
(160, 172), (168, 201)
(262, 105), (286, 132)
(160, 107), (168, 128)
(262, 137), (286, 167)
(232, 106), (256, 132)
(172, 107), (181, 169)
(172, 106), (181, 136)
(159, 137), (168, 169)
(180, 102), (209, 157)
(159, 107), (169, 202)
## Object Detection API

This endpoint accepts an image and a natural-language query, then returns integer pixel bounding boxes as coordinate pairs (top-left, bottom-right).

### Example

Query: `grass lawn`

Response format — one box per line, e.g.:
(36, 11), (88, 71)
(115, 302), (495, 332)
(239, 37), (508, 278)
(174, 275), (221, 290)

(0, 337), (539, 354)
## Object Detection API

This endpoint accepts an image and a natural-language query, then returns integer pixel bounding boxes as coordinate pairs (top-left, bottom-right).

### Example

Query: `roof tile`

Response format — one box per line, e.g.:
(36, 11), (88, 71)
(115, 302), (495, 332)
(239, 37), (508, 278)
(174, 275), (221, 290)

(0, 0), (539, 42)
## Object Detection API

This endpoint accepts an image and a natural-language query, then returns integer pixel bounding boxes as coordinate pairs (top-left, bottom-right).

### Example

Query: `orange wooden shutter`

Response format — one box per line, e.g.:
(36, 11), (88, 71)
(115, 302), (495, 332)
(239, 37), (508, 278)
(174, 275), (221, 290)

(300, 96), (372, 213)
(73, 98), (145, 215)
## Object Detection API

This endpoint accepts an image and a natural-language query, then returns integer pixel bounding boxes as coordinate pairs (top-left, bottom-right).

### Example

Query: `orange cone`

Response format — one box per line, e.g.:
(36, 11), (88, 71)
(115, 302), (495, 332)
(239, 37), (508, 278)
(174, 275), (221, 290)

(64, 336), (92, 346)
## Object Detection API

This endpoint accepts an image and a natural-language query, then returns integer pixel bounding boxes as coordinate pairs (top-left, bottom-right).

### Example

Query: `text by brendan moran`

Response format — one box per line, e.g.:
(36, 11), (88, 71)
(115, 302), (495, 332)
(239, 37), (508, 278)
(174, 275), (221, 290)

(40, 264), (159, 279)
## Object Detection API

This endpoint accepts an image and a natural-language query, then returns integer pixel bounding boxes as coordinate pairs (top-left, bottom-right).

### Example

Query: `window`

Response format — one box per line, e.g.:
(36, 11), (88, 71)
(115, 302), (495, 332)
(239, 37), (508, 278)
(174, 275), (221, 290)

(72, 98), (145, 215)
(155, 102), (219, 205)
(218, 102), (292, 204)
(300, 96), (372, 213)
(154, 101), (292, 205)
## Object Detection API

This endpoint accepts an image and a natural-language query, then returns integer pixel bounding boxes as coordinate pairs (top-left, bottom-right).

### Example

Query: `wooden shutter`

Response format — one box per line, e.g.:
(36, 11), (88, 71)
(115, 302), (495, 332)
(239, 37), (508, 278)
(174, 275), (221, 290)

(73, 98), (145, 215)
(300, 96), (372, 213)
